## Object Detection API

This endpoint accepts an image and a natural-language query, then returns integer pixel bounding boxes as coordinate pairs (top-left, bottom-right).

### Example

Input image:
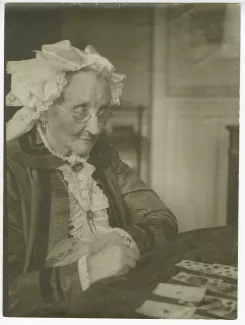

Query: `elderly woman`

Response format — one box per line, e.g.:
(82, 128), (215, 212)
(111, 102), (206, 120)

(6, 40), (178, 316)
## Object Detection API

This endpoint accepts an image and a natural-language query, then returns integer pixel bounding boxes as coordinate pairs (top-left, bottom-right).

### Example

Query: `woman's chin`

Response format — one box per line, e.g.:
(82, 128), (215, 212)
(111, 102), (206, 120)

(70, 139), (94, 157)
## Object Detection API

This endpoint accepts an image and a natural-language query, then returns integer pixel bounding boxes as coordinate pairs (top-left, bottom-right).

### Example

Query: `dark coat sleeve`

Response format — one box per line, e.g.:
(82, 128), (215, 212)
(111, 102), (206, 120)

(6, 167), (85, 317)
(110, 145), (178, 253)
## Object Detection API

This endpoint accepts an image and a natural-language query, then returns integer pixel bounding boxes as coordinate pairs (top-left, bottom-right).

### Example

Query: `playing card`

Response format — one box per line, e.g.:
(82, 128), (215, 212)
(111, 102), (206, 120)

(175, 260), (214, 273)
(211, 264), (238, 280)
(136, 300), (196, 319)
(153, 283), (206, 303)
(45, 238), (90, 267)
(198, 295), (237, 319)
(175, 261), (238, 280)
(172, 272), (223, 287)
(208, 282), (237, 298)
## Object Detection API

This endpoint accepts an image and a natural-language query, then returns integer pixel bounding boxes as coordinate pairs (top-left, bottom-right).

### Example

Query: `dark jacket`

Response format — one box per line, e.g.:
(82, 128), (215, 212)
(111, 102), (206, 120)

(5, 131), (178, 316)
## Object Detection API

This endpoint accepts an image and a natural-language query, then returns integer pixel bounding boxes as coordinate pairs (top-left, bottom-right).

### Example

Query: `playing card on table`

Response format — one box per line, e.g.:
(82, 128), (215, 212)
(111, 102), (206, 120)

(172, 272), (223, 287)
(208, 282), (237, 298)
(136, 300), (196, 319)
(211, 264), (238, 280)
(175, 260), (214, 273)
(198, 295), (237, 319)
(153, 283), (206, 303)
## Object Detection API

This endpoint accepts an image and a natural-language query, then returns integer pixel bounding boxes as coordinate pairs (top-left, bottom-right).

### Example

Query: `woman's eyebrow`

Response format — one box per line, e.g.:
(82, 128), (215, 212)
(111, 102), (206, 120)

(74, 99), (85, 105)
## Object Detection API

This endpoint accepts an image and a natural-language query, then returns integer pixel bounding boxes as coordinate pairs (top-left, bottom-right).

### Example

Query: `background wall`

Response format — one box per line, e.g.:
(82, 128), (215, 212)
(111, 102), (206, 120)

(150, 4), (240, 231)
(61, 6), (153, 107)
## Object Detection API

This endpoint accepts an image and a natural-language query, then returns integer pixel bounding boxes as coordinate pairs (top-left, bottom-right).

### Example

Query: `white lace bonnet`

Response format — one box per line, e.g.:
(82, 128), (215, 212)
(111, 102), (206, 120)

(6, 40), (126, 142)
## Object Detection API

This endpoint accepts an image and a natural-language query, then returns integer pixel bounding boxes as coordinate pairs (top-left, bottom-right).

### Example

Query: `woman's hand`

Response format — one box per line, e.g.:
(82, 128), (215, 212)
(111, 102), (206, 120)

(87, 232), (140, 284)
(89, 231), (139, 255)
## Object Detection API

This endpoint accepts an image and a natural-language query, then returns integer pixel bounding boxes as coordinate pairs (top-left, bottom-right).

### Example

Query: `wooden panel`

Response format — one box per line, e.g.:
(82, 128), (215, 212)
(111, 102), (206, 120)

(165, 112), (221, 231)
(152, 98), (239, 232)
(226, 126), (239, 224)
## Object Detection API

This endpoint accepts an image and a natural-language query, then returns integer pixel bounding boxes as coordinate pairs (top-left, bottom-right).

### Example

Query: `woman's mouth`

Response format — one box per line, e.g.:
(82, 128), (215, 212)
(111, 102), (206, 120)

(79, 137), (92, 143)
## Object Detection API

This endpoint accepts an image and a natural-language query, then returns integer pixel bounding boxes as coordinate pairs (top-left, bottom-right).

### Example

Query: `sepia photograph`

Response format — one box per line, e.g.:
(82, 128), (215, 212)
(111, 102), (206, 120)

(2, 2), (240, 319)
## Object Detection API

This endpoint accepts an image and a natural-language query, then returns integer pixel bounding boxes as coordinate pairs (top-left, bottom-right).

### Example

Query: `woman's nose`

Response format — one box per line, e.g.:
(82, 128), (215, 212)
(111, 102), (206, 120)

(86, 116), (101, 136)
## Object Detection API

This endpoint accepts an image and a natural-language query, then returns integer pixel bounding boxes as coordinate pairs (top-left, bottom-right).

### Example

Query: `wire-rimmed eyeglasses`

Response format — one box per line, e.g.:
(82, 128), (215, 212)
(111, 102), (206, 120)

(55, 104), (113, 124)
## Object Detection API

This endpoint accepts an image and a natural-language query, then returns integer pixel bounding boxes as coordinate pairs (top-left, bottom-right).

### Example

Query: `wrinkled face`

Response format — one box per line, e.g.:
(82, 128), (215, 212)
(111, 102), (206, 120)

(47, 70), (111, 157)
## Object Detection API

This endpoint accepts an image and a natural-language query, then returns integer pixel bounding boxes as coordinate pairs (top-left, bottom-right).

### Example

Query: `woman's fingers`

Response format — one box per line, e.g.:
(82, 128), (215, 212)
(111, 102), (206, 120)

(122, 245), (140, 261)
(90, 232), (125, 254)
(124, 256), (137, 269)
(129, 240), (140, 257)
(89, 232), (140, 269)
(118, 265), (130, 276)
(115, 256), (136, 276)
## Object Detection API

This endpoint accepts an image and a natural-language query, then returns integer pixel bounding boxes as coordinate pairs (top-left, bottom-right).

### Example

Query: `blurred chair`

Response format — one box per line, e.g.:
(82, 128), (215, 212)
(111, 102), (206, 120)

(106, 102), (145, 177)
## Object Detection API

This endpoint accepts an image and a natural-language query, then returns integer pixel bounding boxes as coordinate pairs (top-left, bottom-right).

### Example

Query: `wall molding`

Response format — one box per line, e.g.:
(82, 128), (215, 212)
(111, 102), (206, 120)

(168, 97), (239, 118)
(168, 85), (239, 98)
(165, 99), (239, 230)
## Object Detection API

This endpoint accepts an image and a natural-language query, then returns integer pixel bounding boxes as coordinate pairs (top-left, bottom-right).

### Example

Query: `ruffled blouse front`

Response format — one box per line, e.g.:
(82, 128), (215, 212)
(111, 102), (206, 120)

(58, 162), (112, 240)
(36, 123), (132, 264)
(37, 123), (111, 238)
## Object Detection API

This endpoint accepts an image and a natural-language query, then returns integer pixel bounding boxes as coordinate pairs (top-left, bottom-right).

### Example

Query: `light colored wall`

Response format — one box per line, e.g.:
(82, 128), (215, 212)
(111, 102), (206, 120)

(150, 4), (240, 232)
(168, 4), (240, 90)
(61, 7), (152, 107)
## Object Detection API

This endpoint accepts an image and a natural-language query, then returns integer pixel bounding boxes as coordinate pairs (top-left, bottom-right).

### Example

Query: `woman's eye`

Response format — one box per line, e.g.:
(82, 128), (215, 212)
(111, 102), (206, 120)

(73, 105), (88, 114)
(99, 107), (108, 114)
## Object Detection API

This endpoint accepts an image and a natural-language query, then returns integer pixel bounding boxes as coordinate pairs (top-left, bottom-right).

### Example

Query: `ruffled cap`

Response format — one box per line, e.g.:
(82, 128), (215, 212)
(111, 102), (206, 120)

(6, 40), (125, 141)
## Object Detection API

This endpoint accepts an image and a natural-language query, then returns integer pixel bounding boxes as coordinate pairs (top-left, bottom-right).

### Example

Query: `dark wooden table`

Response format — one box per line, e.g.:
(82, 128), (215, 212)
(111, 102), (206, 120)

(68, 225), (238, 318)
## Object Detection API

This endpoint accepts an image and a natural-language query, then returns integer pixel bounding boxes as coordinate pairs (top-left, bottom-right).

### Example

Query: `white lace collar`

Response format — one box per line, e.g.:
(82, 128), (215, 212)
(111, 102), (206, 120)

(36, 122), (89, 165)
